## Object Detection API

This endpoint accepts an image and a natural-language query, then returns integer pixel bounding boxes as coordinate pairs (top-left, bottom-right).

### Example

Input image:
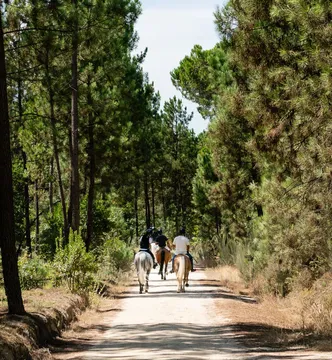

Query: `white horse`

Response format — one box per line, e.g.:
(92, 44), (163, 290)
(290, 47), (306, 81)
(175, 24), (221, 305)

(151, 242), (159, 259)
(134, 251), (153, 294)
(174, 254), (191, 293)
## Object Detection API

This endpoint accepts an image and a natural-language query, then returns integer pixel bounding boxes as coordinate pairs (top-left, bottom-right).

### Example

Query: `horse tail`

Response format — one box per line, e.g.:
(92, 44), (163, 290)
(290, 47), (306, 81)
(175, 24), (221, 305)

(136, 253), (146, 285)
(177, 256), (185, 282)
(160, 249), (165, 274)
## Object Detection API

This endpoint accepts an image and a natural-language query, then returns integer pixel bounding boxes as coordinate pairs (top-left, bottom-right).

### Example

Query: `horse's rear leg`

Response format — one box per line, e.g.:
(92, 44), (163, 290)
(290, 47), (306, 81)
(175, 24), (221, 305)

(185, 272), (189, 287)
(160, 262), (164, 279)
(139, 283), (143, 294)
(145, 272), (149, 293)
(164, 263), (168, 278)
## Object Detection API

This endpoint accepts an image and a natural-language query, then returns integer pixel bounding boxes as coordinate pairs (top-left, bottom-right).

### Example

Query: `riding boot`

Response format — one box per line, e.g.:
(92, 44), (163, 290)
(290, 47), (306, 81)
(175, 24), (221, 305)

(170, 257), (175, 273)
(189, 255), (196, 272)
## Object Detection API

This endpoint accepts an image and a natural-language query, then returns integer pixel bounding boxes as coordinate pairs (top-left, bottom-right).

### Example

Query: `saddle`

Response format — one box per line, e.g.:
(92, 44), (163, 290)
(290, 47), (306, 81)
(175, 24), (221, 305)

(175, 253), (189, 258)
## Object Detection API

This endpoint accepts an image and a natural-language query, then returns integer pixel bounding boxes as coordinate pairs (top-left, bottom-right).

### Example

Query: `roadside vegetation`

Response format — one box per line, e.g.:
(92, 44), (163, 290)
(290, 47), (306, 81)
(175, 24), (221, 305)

(1, 0), (332, 357)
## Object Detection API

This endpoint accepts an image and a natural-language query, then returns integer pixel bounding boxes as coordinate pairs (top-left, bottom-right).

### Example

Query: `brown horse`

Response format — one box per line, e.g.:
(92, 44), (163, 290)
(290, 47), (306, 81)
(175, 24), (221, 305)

(174, 254), (191, 292)
(155, 247), (172, 280)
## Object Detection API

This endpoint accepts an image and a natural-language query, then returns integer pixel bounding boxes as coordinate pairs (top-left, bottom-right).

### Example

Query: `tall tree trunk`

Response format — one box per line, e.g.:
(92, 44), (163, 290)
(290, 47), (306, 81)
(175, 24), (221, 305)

(45, 45), (68, 239)
(0, 14), (25, 315)
(70, 0), (80, 232)
(135, 181), (139, 241)
(49, 85), (68, 240)
(67, 122), (73, 234)
(174, 172), (179, 233)
(151, 180), (155, 227)
(179, 176), (185, 225)
(18, 69), (32, 254)
(160, 177), (166, 223)
(86, 78), (95, 252)
(22, 151), (32, 254)
(49, 157), (54, 215)
(34, 180), (39, 253)
(144, 171), (151, 228)
(215, 208), (220, 235)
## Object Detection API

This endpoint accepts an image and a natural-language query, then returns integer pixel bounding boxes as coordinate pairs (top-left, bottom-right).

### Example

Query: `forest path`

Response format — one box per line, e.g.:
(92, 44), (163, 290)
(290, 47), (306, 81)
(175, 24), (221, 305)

(52, 268), (332, 360)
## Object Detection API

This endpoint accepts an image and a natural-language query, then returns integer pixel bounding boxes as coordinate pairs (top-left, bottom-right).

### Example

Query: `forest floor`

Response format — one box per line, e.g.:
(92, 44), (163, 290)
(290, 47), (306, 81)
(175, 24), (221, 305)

(49, 266), (332, 360)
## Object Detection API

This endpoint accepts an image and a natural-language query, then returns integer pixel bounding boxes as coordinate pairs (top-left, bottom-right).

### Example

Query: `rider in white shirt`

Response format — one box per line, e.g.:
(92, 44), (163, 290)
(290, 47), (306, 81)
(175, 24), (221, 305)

(171, 227), (196, 272)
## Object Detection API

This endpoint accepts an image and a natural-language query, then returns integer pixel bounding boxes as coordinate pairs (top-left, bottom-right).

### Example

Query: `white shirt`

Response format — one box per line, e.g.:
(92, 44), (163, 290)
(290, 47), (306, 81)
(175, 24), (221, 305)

(173, 235), (189, 255)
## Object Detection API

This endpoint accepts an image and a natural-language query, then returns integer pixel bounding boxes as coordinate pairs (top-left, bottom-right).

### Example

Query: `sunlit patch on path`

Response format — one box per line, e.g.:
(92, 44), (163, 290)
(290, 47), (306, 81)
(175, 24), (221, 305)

(83, 268), (243, 359)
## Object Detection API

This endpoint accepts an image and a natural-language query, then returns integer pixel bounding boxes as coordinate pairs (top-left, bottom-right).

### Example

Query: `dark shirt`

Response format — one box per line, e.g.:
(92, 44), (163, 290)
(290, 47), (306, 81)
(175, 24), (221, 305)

(156, 234), (168, 247)
(139, 234), (150, 249)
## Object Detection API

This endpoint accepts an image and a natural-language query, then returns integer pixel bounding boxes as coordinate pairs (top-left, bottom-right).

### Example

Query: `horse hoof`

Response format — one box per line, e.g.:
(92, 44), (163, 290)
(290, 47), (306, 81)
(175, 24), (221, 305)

(185, 283), (189, 287)
(164, 277), (166, 280)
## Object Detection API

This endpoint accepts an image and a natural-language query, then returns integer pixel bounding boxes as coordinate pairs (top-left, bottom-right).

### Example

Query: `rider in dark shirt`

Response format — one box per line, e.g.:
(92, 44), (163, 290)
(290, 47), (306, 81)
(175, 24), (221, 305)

(139, 228), (157, 268)
(155, 230), (168, 248)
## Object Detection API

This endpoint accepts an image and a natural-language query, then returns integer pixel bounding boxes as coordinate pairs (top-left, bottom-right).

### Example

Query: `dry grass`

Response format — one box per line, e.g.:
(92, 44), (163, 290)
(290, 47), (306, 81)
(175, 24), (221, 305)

(208, 266), (332, 350)
(205, 265), (248, 294)
(52, 274), (132, 344)
(0, 276), (130, 360)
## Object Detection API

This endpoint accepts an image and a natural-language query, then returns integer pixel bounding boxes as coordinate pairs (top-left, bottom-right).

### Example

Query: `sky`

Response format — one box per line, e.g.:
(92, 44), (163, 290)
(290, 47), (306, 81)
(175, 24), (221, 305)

(135, 0), (227, 134)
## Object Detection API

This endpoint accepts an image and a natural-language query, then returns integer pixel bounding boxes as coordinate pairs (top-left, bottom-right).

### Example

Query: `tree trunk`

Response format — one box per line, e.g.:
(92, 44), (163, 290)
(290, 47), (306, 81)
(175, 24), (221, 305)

(86, 78), (95, 252)
(144, 171), (150, 228)
(0, 15), (25, 315)
(151, 180), (155, 227)
(70, 0), (80, 232)
(49, 157), (54, 215)
(45, 44), (68, 240)
(67, 122), (73, 235)
(22, 151), (32, 254)
(160, 177), (166, 223)
(135, 181), (139, 241)
(34, 180), (39, 253)
(215, 208), (220, 235)
(18, 68), (32, 254)
(49, 86), (68, 240)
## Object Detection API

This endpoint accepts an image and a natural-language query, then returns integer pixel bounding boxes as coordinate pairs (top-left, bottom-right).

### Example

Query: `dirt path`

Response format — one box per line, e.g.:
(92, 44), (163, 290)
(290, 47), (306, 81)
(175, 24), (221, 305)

(52, 268), (332, 360)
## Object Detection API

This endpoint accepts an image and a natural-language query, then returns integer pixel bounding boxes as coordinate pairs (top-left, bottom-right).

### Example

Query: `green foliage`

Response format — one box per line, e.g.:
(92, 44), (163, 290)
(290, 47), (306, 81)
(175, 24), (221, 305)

(18, 252), (51, 290)
(210, 0), (332, 294)
(171, 42), (233, 119)
(52, 231), (97, 292)
(12, 157), (26, 246)
(39, 204), (64, 259)
(98, 237), (133, 281)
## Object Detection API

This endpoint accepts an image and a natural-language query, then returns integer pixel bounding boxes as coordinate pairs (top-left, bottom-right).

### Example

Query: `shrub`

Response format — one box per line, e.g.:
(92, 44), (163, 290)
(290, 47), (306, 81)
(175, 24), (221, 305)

(98, 237), (133, 281)
(18, 252), (51, 290)
(52, 231), (97, 292)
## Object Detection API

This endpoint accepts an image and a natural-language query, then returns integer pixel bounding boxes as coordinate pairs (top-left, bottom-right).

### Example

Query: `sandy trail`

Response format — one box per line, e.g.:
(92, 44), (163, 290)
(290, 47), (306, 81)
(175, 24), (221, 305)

(53, 267), (332, 360)
(82, 268), (243, 359)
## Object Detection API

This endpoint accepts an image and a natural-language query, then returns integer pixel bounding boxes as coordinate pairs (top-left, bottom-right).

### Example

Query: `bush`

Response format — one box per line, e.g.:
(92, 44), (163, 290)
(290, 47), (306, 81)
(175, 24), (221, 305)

(18, 252), (51, 290)
(98, 237), (133, 281)
(52, 231), (97, 292)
